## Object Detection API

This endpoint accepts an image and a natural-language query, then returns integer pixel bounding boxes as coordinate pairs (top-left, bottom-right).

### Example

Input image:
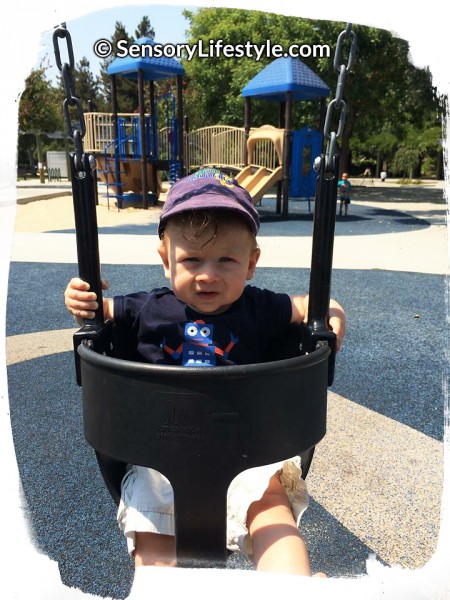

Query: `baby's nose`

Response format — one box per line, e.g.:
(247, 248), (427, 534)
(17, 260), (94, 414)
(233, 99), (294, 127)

(196, 263), (219, 282)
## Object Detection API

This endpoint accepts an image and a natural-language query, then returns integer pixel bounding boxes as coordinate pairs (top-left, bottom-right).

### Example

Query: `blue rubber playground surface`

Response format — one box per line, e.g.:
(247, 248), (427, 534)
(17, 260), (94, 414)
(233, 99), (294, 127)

(6, 182), (448, 598)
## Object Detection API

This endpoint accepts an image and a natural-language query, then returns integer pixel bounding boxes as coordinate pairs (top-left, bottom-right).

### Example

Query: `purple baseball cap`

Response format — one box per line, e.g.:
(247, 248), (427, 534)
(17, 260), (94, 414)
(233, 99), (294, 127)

(158, 168), (260, 237)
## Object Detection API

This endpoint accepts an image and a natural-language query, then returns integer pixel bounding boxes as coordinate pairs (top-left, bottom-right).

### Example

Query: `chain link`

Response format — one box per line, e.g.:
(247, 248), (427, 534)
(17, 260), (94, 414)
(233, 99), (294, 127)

(323, 23), (357, 173)
(53, 24), (86, 172)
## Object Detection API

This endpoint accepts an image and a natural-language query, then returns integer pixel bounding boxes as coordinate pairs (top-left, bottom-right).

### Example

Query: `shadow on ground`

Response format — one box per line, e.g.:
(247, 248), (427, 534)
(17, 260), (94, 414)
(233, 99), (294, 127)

(6, 257), (445, 598)
(44, 202), (433, 238)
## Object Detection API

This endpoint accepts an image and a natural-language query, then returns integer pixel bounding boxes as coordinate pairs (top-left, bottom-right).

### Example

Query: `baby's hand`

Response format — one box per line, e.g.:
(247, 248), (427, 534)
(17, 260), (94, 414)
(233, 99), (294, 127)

(64, 277), (109, 325)
(328, 304), (345, 352)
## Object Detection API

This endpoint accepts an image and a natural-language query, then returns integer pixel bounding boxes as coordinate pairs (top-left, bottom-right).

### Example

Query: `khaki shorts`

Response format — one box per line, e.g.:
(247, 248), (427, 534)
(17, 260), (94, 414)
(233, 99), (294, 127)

(117, 456), (308, 556)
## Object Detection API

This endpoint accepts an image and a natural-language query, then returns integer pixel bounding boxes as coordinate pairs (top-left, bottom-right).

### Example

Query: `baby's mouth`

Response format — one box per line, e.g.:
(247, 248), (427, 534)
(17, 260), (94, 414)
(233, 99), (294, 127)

(196, 291), (219, 298)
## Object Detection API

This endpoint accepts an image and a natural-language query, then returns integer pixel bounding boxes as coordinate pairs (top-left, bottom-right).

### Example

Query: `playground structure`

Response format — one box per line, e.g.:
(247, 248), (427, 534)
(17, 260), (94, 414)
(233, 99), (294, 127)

(84, 110), (177, 204)
(86, 117), (323, 210)
(183, 122), (323, 207)
(241, 56), (330, 216)
(85, 37), (185, 209)
(84, 48), (329, 213)
(234, 125), (284, 204)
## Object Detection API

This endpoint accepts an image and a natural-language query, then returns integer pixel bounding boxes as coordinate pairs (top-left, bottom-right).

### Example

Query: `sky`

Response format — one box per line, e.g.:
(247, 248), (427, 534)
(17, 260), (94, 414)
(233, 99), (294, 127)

(39, 4), (192, 83)
(1, 1), (449, 599)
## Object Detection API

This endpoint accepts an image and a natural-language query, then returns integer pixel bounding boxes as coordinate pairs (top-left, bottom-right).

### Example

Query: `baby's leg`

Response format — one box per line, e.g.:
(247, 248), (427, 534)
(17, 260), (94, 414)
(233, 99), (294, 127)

(246, 472), (311, 575)
(134, 532), (176, 568)
(118, 466), (176, 569)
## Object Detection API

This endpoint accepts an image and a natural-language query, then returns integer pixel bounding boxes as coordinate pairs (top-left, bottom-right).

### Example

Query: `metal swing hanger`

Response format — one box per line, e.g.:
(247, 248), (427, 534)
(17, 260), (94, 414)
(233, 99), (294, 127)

(53, 24), (110, 383)
(304, 22), (357, 385)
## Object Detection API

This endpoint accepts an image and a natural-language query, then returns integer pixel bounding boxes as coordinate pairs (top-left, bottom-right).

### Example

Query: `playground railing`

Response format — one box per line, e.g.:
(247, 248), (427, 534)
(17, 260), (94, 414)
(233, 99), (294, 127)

(85, 113), (177, 163)
(85, 114), (281, 173)
(84, 112), (144, 153)
(185, 125), (241, 170)
(158, 126), (177, 162)
(185, 125), (280, 172)
(248, 138), (279, 170)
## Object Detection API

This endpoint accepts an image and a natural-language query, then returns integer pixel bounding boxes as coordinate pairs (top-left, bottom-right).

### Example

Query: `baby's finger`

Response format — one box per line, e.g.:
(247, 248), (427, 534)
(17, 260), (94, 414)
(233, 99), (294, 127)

(65, 286), (98, 303)
(328, 316), (344, 351)
(66, 297), (99, 318)
(71, 307), (97, 320)
(69, 277), (91, 291)
(68, 296), (99, 311)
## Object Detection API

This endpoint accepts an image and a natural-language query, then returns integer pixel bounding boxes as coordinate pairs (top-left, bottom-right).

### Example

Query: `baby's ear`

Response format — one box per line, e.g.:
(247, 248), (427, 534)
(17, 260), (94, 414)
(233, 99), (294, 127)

(246, 247), (261, 280)
(158, 243), (171, 279)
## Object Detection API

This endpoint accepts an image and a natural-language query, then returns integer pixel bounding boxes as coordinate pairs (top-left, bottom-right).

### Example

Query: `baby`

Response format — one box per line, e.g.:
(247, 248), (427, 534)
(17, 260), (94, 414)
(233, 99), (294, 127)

(65, 168), (345, 575)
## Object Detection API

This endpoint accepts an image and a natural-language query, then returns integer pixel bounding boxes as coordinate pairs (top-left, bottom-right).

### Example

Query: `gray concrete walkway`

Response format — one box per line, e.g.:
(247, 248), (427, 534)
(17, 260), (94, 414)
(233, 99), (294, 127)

(5, 178), (450, 599)
(15, 178), (72, 203)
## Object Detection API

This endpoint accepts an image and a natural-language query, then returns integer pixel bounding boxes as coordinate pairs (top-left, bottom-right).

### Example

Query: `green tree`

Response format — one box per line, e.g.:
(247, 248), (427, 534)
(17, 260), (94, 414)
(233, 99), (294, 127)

(18, 64), (62, 181)
(99, 21), (138, 112)
(182, 8), (320, 128)
(349, 58), (441, 176)
(56, 56), (104, 111)
(181, 9), (441, 175)
(72, 57), (103, 110)
(98, 17), (157, 112)
(135, 15), (155, 40)
(391, 119), (442, 178)
(392, 146), (421, 179)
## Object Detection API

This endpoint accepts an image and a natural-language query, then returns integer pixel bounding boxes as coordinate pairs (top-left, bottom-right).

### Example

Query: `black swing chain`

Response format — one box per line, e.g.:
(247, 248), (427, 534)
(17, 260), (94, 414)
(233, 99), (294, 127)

(321, 22), (357, 173)
(52, 24), (90, 174)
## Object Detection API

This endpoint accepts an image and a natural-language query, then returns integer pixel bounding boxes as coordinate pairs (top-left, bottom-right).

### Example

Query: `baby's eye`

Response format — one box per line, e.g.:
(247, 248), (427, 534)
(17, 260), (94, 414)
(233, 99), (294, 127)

(219, 256), (236, 263)
(182, 256), (200, 263)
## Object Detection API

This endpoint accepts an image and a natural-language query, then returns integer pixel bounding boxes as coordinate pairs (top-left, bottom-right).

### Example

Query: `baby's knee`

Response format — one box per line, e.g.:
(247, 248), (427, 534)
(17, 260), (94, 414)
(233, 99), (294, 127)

(134, 532), (176, 568)
(248, 472), (290, 516)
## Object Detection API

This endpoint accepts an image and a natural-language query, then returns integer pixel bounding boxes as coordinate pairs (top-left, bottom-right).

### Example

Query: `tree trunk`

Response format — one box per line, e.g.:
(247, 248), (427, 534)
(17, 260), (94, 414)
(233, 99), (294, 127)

(35, 133), (45, 184)
(376, 150), (381, 178)
(27, 149), (36, 175)
(437, 147), (444, 180)
(337, 103), (357, 176)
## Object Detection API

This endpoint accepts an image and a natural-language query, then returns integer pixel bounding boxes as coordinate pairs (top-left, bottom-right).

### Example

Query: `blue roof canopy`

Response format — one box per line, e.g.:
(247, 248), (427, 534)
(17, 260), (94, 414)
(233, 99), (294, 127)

(107, 37), (185, 81)
(242, 57), (329, 102)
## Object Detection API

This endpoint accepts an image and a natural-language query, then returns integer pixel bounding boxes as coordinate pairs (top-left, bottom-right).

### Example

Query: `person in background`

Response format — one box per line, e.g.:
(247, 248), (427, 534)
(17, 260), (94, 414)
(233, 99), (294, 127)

(338, 172), (352, 216)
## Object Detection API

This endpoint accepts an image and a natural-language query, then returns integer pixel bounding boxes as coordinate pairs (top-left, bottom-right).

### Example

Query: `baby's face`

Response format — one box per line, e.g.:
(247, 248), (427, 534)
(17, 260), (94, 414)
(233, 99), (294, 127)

(159, 221), (260, 315)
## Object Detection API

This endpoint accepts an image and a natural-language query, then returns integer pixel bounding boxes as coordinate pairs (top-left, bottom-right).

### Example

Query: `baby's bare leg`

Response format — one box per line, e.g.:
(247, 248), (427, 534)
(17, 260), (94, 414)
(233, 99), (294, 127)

(134, 532), (176, 569)
(247, 473), (312, 575)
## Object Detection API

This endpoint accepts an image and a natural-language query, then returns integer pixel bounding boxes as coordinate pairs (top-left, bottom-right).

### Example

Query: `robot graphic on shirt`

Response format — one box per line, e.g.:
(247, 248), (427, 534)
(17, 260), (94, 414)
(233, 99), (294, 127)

(161, 320), (238, 366)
